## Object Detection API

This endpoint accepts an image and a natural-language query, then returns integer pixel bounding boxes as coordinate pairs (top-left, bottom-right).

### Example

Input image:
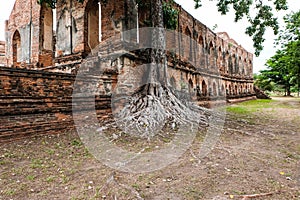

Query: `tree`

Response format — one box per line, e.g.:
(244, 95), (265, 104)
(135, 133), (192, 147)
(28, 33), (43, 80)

(263, 48), (297, 96)
(39, 0), (290, 56)
(275, 10), (300, 96)
(44, 0), (210, 137)
(253, 73), (274, 92)
(194, 0), (289, 56)
(114, 0), (211, 137)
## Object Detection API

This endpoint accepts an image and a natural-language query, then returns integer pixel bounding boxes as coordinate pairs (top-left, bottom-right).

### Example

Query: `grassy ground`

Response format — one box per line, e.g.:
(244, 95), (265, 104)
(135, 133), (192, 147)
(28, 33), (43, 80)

(1, 97), (300, 199)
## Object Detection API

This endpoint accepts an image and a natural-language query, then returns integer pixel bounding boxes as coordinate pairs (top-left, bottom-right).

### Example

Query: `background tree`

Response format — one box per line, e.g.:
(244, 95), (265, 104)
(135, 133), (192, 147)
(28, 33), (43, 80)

(274, 10), (300, 96)
(253, 73), (275, 92)
(262, 49), (294, 96)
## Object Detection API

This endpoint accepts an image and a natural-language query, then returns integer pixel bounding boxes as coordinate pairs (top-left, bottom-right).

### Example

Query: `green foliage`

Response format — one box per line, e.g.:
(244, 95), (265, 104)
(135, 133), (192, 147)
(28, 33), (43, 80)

(264, 10), (300, 96)
(276, 11), (300, 46)
(194, 0), (288, 56)
(254, 73), (275, 92)
(162, 1), (179, 30)
(263, 49), (293, 95)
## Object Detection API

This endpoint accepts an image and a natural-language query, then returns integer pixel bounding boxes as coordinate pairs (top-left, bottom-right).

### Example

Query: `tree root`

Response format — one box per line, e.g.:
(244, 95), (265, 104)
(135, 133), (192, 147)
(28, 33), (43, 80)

(112, 83), (212, 138)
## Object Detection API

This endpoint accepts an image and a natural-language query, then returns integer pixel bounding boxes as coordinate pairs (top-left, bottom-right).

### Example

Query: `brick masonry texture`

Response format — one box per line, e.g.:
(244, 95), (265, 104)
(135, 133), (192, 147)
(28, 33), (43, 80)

(0, 66), (115, 142)
(0, 41), (5, 66)
(1, 0), (256, 142)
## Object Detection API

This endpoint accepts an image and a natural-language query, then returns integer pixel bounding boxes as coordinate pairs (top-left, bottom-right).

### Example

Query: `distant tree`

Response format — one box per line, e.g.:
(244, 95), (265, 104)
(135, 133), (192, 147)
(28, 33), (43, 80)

(275, 11), (300, 96)
(253, 73), (274, 92)
(263, 49), (296, 96)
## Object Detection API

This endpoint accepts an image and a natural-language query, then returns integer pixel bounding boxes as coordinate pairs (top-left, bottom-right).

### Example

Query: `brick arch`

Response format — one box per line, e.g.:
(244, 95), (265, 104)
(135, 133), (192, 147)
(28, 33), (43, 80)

(188, 78), (194, 94)
(232, 53), (237, 73)
(221, 84), (225, 96)
(208, 41), (214, 53)
(228, 53), (234, 75)
(184, 26), (192, 37)
(228, 84), (232, 95)
(12, 30), (21, 68)
(212, 81), (217, 96)
(198, 35), (204, 46)
(198, 35), (205, 66)
(201, 79), (208, 96)
(218, 46), (222, 52)
(237, 56), (242, 74)
(217, 46), (222, 61)
(184, 26), (192, 61)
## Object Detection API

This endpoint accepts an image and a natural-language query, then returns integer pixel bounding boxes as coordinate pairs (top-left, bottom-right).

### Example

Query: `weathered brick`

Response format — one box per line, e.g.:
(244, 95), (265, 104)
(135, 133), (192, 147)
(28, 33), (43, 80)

(0, 0), (256, 142)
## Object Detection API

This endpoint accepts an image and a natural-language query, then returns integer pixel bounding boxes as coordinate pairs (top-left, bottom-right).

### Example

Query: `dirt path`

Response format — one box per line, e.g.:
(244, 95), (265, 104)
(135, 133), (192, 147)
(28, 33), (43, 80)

(0, 97), (299, 199)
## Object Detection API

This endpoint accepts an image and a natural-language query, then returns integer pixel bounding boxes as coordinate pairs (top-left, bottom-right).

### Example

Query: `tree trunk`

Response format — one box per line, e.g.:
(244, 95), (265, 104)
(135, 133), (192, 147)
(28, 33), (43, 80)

(113, 0), (211, 138)
(141, 0), (168, 98)
(287, 84), (291, 96)
(147, 0), (166, 88)
(297, 65), (300, 97)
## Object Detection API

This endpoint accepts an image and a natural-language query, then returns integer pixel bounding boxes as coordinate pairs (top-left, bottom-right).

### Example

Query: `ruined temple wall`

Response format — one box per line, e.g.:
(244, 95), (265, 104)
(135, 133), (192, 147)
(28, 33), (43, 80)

(169, 4), (254, 97)
(0, 66), (116, 142)
(174, 4), (253, 79)
(55, 0), (126, 57)
(55, 0), (84, 56)
(5, 0), (41, 67)
(0, 41), (6, 66)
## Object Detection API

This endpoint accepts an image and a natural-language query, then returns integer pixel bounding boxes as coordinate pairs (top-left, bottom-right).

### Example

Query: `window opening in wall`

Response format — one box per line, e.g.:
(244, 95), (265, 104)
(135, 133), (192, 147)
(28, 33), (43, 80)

(221, 84), (225, 96)
(213, 82), (217, 96)
(13, 30), (21, 67)
(87, 0), (100, 50)
(185, 27), (192, 61)
(42, 4), (53, 51)
(188, 79), (193, 94)
(202, 80), (207, 96)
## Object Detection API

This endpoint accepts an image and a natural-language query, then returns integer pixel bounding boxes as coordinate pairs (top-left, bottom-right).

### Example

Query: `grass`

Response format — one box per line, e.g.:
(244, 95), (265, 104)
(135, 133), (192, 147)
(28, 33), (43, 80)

(30, 158), (44, 169)
(26, 174), (35, 181)
(226, 99), (276, 114)
(45, 175), (56, 183)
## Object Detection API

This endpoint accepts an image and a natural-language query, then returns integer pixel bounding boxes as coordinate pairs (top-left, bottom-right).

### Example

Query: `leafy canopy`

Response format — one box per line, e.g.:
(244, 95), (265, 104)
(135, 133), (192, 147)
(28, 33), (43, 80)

(260, 10), (300, 95)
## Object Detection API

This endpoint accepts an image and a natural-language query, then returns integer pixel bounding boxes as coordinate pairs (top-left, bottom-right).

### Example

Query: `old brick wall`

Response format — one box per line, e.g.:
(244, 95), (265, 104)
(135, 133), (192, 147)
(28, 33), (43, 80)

(1, 0), (256, 142)
(0, 66), (115, 142)
(136, 1), (254, 100)
(5, 0), (42, 67)
(0, 41), (6, 66)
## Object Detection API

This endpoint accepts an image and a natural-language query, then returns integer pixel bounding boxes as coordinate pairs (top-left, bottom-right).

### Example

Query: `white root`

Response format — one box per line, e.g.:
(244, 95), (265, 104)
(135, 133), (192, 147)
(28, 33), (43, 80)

(113, 84), (214, 138)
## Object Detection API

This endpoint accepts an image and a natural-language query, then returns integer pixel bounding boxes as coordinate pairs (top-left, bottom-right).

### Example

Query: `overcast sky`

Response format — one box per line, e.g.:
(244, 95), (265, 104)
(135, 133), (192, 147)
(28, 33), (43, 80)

(0, 0), (299, 73)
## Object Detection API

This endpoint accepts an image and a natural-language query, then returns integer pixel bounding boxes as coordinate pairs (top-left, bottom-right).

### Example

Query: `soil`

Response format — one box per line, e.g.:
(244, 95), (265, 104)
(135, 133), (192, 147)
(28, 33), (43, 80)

(0, 97), (300, 200)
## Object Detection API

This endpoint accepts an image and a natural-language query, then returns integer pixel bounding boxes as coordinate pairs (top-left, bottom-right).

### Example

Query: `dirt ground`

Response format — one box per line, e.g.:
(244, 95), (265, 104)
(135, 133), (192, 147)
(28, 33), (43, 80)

(1, 97), (300, 200)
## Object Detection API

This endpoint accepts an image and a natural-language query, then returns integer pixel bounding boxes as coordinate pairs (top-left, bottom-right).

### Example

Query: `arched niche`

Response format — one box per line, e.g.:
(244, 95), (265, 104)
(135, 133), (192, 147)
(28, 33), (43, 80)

(13, 30), (21, 67)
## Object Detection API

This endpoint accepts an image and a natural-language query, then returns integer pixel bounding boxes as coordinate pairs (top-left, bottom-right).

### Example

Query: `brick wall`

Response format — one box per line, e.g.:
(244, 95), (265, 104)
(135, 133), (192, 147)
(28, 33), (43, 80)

(5, 0), (41, 67)
(0, 66), (115, 142)
(0, 41), (5, 66)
